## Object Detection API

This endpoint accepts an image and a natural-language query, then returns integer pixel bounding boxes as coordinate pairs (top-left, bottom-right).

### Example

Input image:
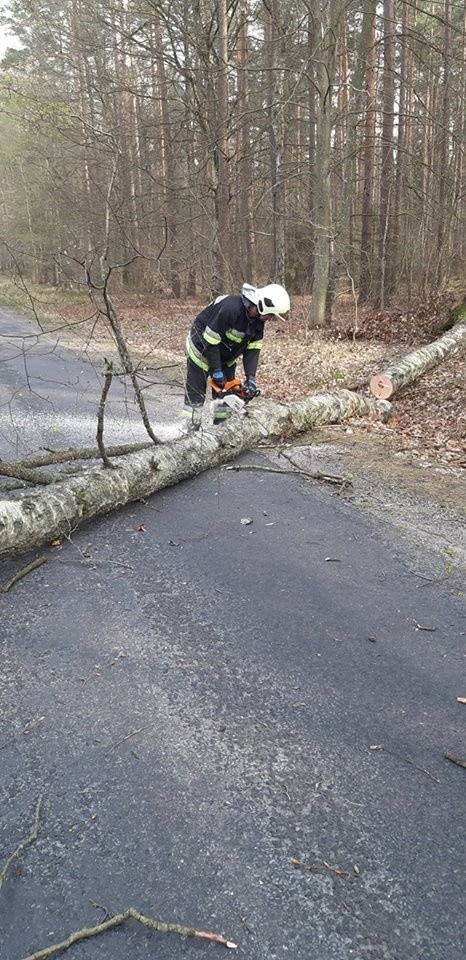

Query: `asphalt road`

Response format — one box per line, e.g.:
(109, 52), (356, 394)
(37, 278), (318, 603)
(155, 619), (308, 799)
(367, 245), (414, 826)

(1, 307), (465, 960)
(0, 305), (183, 458)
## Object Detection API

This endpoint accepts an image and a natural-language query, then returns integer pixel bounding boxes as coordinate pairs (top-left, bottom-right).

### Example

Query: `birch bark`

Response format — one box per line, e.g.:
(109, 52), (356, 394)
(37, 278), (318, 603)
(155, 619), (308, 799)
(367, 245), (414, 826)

(0, 391), (389, 559)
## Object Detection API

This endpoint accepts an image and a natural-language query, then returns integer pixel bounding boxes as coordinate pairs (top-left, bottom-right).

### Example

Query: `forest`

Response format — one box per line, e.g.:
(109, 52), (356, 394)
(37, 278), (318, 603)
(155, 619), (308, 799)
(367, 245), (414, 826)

(0, 0), (464, 328)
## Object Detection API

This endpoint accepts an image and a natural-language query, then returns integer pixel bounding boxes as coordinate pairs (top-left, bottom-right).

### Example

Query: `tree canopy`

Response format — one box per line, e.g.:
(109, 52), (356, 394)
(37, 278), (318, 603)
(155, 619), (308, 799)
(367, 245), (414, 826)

(0, 0), (464, 323)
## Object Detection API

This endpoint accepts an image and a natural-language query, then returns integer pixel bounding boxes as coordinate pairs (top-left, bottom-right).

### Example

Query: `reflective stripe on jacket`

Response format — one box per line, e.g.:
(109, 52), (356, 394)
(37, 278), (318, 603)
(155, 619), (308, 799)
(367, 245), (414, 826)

(186, 295), (264, 378)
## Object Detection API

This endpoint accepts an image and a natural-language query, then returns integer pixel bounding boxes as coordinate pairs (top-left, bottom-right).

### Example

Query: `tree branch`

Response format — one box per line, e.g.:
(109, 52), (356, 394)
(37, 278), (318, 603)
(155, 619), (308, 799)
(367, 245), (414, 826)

(21, 907), (237, 959)
(1, 555), (48, 593)
(96, 362), (114, 467)
(0, 794), (43, 889)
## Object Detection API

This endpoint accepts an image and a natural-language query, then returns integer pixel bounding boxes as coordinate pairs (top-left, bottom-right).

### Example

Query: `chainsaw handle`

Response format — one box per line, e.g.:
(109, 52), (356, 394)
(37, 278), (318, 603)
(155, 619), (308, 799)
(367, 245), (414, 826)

(209, 376), (243, 398)
(244, 386), (261, 400)
(209, 376), (260, 402)
(209, 378), (224, 396)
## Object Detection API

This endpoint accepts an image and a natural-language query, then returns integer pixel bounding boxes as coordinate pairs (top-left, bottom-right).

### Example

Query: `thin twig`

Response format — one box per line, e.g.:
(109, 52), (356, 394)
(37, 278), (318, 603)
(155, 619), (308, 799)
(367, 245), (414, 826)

(290, 857), (350, 878)
(88, 900), (112, 923)
(279, 449), (352, 486)
(226, 464), (303, 476)
(281, 783), (292, 802)
(225, 464), (348, 486)
(20, 906), (237, 959)
(444, 752), (466, 770)
(104, 724), (153, 757)
(99, 272), (160, 446)
(1, 556), (47, 593)
(0, 794), (43, 889)
(0, 462), (58, 485)
(96, 362), (114, 467)
(0, 716), (45, 750)
(371, 744), (440, 783)
(7, 441), (154, 469)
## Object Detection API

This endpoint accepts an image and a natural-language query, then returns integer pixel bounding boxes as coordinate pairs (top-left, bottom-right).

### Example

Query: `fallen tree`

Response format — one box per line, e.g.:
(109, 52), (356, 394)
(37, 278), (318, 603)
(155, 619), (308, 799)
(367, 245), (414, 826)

(0, 390), (390, 559)
(369, 320), (466, 399)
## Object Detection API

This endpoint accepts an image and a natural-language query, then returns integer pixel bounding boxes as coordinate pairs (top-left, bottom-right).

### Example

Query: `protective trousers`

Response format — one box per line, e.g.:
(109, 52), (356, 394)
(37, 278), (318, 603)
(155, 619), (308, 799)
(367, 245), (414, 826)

(183, 359), (237, 428)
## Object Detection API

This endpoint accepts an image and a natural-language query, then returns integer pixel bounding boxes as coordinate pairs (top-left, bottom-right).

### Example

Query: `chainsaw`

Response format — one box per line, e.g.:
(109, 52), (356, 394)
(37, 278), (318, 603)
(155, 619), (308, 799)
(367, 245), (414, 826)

(209, 377), (261, 402)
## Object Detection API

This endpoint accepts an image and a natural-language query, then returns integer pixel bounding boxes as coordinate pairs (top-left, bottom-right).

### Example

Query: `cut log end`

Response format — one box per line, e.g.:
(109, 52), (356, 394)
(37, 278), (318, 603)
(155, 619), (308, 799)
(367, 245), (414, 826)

(369, 373), (394, 399)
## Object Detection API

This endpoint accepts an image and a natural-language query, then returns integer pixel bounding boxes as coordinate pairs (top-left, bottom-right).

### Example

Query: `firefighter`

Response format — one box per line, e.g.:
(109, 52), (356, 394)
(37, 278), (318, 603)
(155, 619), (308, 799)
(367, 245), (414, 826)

(183, 282), (290, 430)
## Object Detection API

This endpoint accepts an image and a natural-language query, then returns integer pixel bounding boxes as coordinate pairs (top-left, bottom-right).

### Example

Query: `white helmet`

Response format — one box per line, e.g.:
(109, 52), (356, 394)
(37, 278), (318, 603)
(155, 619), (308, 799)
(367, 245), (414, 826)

(242, 282), (290, 320)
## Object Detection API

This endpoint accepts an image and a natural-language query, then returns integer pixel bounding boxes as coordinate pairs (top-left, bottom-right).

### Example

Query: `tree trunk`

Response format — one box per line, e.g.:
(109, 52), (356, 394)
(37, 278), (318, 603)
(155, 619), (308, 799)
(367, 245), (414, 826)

(358, 3), (377, 301)
(236, 0), (255, 283)
(0, 390), (390, 559)
(377, 0), (396, 307)
(393, 0), (409, 285)
(369, 321), (466, 399)
(153, 13), (181, 298)
(307, 12), (317, 286)
(308, 0), (342, 328)
(266, 0), (286, 284)
(212, 0), (231, 295)
(435, 0), (452, 286)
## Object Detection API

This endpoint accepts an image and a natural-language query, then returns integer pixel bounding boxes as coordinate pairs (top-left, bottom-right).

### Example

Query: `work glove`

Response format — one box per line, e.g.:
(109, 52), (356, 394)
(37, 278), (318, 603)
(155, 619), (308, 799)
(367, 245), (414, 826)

(243, 377), (257, 397)
(211, 370), (225, 388)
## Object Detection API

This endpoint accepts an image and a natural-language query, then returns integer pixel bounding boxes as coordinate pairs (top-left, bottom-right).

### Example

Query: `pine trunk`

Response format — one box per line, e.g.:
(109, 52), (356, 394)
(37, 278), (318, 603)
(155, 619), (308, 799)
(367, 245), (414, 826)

(358, 4), (377, 301)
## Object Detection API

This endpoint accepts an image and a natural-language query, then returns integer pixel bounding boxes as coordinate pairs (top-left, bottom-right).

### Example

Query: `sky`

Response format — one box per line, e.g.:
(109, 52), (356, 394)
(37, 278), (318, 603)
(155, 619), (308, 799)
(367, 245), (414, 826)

(0, 26), (12, 56)
(0, 10), (19, 58)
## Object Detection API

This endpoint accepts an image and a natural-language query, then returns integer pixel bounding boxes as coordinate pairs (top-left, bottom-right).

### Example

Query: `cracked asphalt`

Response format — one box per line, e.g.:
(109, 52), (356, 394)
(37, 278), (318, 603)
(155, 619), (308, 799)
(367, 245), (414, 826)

(1, 306), (465, 960)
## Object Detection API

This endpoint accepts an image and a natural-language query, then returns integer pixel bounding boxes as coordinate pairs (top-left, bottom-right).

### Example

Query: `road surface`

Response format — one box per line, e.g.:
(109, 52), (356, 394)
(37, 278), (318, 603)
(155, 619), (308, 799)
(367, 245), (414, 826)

(0, 305), (184, 458)
(0, 306), (465, 959)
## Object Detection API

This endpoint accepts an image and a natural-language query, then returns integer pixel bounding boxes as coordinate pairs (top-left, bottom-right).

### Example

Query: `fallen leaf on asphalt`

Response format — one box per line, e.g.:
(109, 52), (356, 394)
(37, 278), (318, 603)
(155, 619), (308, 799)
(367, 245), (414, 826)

(369, 744), (383, 750)
(322, 860), (350, 878)
(325, 557), (341, 562)
(136, 523), (147, 532)
(240, 518), (253, 525)
(291, 857), (349, 878)
(457, 697), (466, 704)
(23, 716), (45, 735)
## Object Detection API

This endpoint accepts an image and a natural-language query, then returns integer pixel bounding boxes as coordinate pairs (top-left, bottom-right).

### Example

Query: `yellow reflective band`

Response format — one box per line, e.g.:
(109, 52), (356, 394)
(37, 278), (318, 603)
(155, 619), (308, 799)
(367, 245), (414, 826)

(246, 341), (262, 350)
(186, 335), (209, 371)
(203, 326), (221, 345)
(225, 330), (243, 343)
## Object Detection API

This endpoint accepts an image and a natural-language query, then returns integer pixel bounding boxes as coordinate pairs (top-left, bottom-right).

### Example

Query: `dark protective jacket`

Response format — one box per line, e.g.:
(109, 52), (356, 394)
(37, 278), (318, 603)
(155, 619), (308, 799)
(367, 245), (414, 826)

(185, 295), (264, 379)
